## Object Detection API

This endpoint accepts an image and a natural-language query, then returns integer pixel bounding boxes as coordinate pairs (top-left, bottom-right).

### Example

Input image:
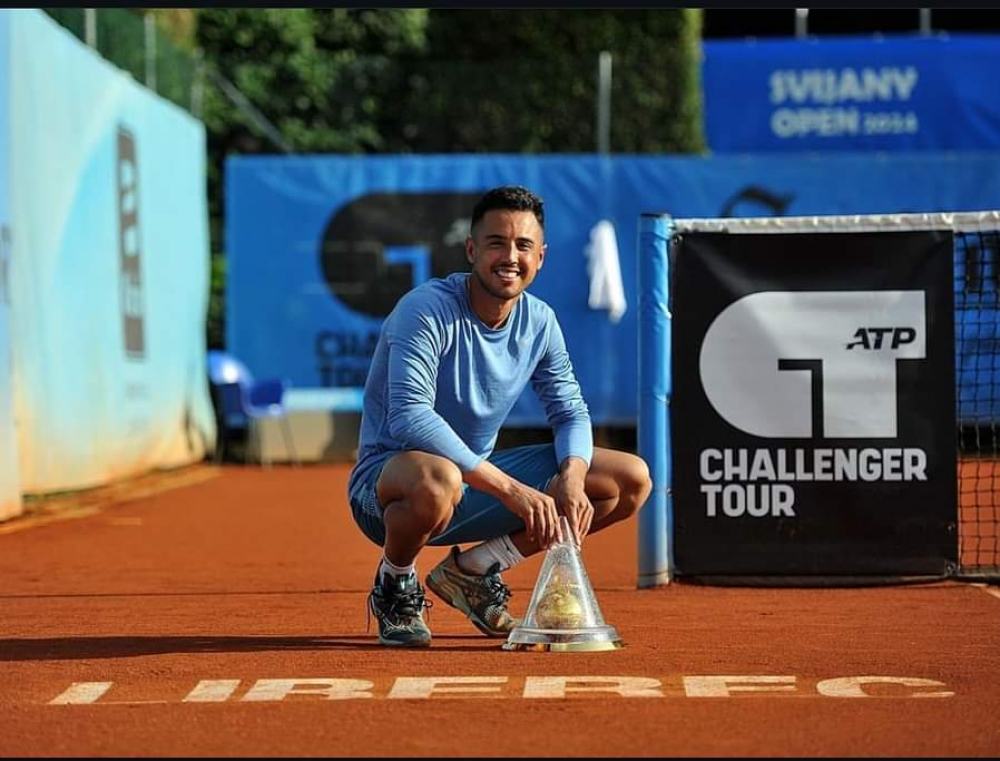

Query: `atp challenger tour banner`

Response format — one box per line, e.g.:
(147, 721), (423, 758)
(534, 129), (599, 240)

(670, 230), (957, 577)
(703, 34), (1000, 152)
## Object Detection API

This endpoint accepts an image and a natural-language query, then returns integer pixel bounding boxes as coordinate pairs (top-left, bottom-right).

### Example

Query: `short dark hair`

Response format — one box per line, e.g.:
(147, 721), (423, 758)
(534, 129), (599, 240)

(470, 185), (544, 231)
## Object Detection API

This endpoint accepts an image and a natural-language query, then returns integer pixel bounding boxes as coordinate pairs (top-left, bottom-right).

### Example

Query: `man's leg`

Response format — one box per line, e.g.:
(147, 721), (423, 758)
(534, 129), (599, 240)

(367, 451), (463, 647)
(505, 446), (652, 558)
(377, 451), (464, 566)
(422, 444), (552, 637)
(424, 444), (652, 636)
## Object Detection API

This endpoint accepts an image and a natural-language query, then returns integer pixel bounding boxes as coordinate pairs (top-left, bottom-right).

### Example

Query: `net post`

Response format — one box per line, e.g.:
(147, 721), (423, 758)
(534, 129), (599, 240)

(637, 213), (673, 588)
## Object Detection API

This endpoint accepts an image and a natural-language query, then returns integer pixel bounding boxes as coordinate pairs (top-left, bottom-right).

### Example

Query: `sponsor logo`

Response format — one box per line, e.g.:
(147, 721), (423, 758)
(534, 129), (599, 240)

(699, 291), (926, 439)
(319, 192), (478, 319)
(697, 290), (929, 517)
(846, 326), (918, 350)
(117, 125), (145, 360)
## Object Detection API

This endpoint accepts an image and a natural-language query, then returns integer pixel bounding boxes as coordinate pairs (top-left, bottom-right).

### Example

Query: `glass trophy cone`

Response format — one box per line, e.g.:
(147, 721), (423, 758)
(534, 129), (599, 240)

(503, 517), (623, 652)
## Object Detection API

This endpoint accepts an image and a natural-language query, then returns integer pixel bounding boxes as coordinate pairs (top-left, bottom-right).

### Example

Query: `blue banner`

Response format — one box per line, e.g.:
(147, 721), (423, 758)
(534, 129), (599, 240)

(7, 11), (215, 493)
(0, 11), (22, 519)
(703, 34), (1000, 152)
(226, 153), (1000, 427)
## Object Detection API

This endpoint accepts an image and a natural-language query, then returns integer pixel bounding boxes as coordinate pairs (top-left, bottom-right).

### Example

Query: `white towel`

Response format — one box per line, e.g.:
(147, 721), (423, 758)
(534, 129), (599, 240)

(585, 219), (627, 324)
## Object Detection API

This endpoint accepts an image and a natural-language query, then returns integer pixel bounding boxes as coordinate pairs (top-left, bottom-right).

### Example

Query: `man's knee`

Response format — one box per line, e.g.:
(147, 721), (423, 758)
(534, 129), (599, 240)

(379, 454), (463, 529)
(407, 459), (464, 524)
(611, 453), (652, 520)
(622, 453), (653, 500)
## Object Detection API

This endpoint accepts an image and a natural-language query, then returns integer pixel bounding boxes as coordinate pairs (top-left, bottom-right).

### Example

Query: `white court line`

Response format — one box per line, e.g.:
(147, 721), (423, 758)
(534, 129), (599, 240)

(973, 583), (1000, 601)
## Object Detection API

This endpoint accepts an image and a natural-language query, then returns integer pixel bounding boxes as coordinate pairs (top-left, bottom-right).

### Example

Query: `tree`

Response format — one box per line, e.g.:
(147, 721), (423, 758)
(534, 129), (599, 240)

(194, 9), (704, 347)
(401, 9), (705, 154)
(195, 9), (429, 346)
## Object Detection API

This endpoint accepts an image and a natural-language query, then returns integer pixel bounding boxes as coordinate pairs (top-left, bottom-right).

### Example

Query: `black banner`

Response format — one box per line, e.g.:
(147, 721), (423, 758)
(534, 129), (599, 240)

(671, 230), (957, 578)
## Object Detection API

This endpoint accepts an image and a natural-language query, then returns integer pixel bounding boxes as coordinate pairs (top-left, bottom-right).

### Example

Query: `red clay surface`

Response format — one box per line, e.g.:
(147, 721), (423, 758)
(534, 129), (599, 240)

(1, 463), (999, 757)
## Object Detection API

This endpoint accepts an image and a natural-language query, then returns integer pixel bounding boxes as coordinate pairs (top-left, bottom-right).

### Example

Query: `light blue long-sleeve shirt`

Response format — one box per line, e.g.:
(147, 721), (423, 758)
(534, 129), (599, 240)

(348, 272), (593, 495)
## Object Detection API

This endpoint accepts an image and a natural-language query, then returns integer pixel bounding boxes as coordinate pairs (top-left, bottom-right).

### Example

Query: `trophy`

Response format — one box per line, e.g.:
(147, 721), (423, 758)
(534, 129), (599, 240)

(503, 516), (623, 652)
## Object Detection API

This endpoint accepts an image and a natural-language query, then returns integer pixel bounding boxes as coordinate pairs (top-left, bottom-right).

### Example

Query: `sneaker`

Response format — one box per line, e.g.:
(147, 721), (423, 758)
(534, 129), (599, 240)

(425, 546), (518, 638)
(367, 571), (433, 647)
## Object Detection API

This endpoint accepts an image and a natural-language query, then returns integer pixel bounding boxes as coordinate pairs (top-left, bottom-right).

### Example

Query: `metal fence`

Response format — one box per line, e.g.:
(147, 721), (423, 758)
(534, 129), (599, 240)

(43, 8), (204, 118)
(41, 9), (632, 156)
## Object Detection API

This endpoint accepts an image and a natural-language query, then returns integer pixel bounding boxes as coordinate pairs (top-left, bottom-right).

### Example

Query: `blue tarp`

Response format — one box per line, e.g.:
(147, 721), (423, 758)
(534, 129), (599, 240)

(226, 153), (1000, 426)
(0, 10), (21, 517)
(6, 10), (215, 493)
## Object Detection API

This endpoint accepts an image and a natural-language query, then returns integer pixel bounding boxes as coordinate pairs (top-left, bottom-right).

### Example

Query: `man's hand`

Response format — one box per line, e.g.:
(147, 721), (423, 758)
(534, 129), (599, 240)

(464, 459), (562, 548)
(551, 457), (593, 546)
(502, 481), (562, 549)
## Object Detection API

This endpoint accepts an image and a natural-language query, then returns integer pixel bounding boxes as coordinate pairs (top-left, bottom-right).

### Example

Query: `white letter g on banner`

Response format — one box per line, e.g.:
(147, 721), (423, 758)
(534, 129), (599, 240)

(699, 291), (926, 438)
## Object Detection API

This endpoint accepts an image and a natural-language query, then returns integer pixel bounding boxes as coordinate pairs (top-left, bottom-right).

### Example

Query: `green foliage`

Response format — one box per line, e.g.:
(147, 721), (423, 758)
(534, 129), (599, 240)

(197, 9), (428, 154)
(196, 10), (430, 347)
(402, 9), (705, 154)
(196, 9), (705, 347)
(48, 9), (704, 348)
(207, 253), (226, 350)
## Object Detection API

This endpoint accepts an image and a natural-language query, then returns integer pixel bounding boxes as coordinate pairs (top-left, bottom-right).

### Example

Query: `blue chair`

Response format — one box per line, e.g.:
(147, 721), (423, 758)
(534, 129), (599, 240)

(207, 351), (300, 467)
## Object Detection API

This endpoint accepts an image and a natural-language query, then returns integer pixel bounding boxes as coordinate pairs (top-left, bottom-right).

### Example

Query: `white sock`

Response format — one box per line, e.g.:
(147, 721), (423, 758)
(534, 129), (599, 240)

(380, 556), (416, 580)
(456, 535), (525, 575)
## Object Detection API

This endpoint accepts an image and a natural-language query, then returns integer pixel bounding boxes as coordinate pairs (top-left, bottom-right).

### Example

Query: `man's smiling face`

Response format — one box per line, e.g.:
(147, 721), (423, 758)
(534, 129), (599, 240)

(465, 208), (546, 302)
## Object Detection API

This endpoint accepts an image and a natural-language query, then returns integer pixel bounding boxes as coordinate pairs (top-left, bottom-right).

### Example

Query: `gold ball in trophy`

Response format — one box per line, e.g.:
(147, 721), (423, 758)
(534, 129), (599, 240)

(533, 588), (585, 628)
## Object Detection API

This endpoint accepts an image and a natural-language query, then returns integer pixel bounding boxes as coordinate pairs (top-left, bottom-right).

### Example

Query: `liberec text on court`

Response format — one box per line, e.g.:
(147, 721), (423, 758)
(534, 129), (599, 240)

(48, 675), (956, 704)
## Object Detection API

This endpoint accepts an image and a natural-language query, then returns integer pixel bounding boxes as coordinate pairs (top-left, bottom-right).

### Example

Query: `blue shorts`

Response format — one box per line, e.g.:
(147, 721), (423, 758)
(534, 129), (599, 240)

(348, 443), (559, 547)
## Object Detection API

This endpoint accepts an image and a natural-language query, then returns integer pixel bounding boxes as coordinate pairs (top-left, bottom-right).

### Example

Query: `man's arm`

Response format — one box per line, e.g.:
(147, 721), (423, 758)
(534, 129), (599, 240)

(530, 314), (595, 544)
(548, 455), (593, 545)
(384, 307), (483, 472)
(529, 314), (593, 468)
(464, 458), (563, 549)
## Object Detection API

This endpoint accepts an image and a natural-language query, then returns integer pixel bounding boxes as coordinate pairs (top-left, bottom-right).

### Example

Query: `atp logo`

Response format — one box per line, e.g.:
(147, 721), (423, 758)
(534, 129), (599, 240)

(319, 192), (480, 318)
(846, 327), (917, 350)
(699, 291), (926, 438)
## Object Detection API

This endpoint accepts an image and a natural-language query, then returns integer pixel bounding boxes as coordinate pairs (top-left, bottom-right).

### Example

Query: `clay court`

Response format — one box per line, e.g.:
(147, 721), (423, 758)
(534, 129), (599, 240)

(1, 462), (997, 758)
